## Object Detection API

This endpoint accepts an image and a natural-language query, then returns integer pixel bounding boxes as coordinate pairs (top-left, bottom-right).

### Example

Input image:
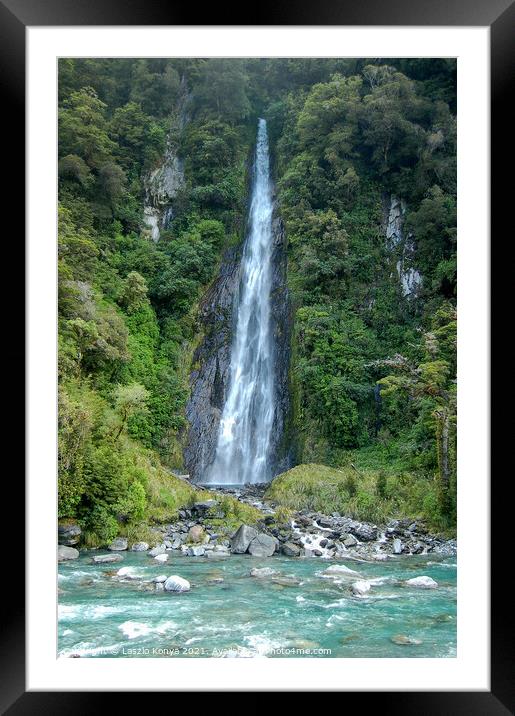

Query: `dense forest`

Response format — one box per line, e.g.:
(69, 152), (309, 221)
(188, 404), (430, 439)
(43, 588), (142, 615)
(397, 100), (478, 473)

(58, 58), (457, 547)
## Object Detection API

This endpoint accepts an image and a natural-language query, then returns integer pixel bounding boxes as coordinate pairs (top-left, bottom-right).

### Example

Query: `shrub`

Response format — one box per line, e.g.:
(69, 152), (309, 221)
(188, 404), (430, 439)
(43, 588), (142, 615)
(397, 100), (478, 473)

(81, 505), (119, 547)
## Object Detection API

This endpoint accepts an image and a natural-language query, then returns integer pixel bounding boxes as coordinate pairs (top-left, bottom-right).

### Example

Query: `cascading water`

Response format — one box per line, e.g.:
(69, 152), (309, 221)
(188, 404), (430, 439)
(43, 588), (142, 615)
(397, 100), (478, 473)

(203, 119), (275, 485)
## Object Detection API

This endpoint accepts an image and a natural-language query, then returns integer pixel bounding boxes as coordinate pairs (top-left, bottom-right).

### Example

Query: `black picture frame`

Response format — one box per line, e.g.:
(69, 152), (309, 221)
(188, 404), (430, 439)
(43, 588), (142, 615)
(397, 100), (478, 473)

(4, 0), (509, 710)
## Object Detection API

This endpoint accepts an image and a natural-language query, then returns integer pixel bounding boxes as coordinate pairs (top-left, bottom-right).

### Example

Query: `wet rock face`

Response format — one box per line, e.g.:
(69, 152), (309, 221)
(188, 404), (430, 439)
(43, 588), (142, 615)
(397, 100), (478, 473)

(384, 194), (422, 299)
(142, 82), (189, 242)
(142, 149), (184, 242)
(268, 208), (293, 477)
(184, 199), (292, 483)
(183, 245), (241, 481)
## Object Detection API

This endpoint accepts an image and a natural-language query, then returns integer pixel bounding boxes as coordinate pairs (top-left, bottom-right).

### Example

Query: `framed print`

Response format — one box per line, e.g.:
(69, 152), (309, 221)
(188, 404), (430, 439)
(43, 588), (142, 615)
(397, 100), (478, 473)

(3, 0), (510, 709)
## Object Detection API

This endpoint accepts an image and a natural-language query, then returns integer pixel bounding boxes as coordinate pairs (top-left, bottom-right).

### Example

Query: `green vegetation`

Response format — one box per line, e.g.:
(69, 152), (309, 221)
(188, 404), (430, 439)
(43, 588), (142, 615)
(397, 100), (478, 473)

(58, 58), (457, 541)
(57, 59), (253, 544)
(266, 463), (450, 533)
(203, 496), (263, 532)
(267, 61), (457, 532)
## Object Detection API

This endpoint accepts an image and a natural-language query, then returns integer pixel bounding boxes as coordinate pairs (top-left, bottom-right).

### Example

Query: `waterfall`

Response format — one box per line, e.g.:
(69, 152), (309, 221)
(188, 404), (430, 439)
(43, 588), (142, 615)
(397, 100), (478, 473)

(203, 119), (275, 485)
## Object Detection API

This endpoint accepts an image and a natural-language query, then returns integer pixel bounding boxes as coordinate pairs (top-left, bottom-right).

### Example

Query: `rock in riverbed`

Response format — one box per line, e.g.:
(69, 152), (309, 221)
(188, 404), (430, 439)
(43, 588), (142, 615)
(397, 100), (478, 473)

(154, 553), (169, 563)
(230, 525), (258, 553)
(131, 542), (149, 552)
(248, 533), (277, 557)
(282, 541), (301, 557)
(116, 567), (139, 579)
(405, 576), (438, 589)
(164, 575), (190, 592)
(58, 545), (79, 561)
(205, 550), (229, 560)
(186, 545), (205, 557)
(391, 634), (422, 645)
(108, 537), (128, 551)
(351, 580), (371, 596)
(323, 564), (361, 578)
(250, 567), (278, 578)
(92, 554), (123, 564)
(148, 544), (167, 557)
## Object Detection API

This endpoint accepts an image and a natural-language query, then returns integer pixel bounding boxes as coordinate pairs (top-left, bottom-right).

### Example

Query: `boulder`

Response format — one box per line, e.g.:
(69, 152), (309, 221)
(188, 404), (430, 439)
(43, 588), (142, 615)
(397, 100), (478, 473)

(187, 525), (206, 544)
(164, 575), (191, 593)
(155, 582), (164, 592)
(192, 500), (217, 513)
(343, 534), (358, 548)
(108, 537), (128, 551)
(230, 524), (258, 553)
(248, 533), (277, 557)
(205, 550), (229, 560)
(154, 553), (169, 563)
(281, 541), (301, 557)
(391, 634), (422, 645)
(351, 523), (378, 542)
(272, 576), (301, 587)
(296, 515), (312, 527)
(58, 521), (82, 546)
(92, 553), (123, 564)
(152, 575), (168, 583)
(351, 580), (371, 596)
(250, 567), (278, 578)
(186, 545), (205, 557)
(317, 517), (334, 528)
(116, 567), (139, 579)
(131, 542), (149, 552)
(323, 564), (361, 578)
(393, 538), (403, 555)
(57, 545), (79, 561)
(148, 544), (167, 557)
(405, 575), (438, 589)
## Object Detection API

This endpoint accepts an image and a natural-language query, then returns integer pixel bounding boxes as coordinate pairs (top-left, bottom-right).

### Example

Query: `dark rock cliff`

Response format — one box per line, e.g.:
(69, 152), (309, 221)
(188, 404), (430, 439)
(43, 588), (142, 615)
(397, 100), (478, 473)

(268, 205), (293, 476)
(183, 197), (292, 483)
(183, 245), (240, 481)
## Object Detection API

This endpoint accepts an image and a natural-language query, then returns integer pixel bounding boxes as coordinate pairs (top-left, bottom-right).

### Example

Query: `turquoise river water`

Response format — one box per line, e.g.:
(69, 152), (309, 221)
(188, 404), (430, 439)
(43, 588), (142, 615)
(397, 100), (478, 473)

(58, 551), (456, 658)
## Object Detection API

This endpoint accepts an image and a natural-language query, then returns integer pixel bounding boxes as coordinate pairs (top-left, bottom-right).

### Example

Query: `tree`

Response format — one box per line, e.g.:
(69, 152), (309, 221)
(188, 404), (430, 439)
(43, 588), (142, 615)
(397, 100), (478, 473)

(59, 87), (117, 169)
(120, 271), (149, 313)
(129, 59), (180, 116)
(58, 154), (93, 188)
(192, 59), (250, 123)
(112, 383), (150, 440)
(109, 101), (166, 170)
(97, 162), (126, 203)
(378, 308), (457, 516)
(360, 66), (428, 174)
(404, 185), (457, 290)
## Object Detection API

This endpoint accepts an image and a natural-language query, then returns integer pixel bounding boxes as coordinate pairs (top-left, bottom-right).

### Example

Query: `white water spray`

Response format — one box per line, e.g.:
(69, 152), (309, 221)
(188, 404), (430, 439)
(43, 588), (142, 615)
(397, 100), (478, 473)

(204, 119), (275, 485)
